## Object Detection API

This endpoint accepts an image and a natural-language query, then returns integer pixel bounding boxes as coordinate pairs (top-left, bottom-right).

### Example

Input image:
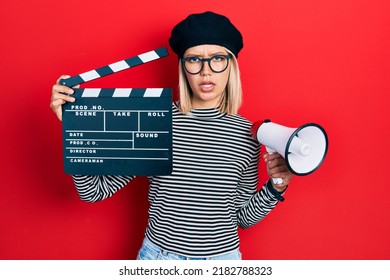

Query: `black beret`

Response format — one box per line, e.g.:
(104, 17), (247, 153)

(169, 11), (243, 58)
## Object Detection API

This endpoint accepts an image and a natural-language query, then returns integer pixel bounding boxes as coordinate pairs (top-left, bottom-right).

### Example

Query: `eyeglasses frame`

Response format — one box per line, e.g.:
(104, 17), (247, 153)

(181, 54), (232, 75)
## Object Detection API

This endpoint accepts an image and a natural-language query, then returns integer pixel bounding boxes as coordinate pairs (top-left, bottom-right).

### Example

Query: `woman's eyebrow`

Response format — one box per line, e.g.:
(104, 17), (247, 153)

(184, 51), (228, 57)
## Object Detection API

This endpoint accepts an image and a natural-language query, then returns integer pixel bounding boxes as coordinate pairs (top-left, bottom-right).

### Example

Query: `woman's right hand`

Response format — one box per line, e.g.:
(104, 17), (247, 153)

(50, 75), (78, 121)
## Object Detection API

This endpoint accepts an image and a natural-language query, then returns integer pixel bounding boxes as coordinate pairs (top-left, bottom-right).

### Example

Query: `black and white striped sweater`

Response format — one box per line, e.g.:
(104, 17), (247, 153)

(72, 102), (280, 258)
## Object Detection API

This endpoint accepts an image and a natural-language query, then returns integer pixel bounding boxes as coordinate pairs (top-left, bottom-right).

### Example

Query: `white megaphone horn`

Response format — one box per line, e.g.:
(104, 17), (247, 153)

(251, 120), (328, 184)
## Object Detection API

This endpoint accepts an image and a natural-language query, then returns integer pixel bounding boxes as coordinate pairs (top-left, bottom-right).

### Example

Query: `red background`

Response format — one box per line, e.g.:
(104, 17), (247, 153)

(1, 0), (389, 260)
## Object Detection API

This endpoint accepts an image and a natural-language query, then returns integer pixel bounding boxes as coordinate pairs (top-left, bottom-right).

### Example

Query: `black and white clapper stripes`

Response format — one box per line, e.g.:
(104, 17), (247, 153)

(71, 88), (171, 98)
(61, 47), (172, 176)
(60, 47), (168, 87)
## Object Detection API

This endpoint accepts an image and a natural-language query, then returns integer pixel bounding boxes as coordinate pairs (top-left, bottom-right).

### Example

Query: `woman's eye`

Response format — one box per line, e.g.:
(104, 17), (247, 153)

(187, 57), (200, 63)
(212, 56), (224, 61)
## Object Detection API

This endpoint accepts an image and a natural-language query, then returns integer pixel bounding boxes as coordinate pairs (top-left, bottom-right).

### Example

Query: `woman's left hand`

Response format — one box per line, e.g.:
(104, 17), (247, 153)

(263, 152), (293, 192)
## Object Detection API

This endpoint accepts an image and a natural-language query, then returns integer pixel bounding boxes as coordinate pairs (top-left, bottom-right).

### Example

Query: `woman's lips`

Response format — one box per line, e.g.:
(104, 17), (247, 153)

(199, 82), (215, 92)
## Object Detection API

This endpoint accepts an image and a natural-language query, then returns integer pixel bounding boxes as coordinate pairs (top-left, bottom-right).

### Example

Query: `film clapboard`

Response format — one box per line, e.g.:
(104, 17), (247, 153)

(60, 47), (172, 175)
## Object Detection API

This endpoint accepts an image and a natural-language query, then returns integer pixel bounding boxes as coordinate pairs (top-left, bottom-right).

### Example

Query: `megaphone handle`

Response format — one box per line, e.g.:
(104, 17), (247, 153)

(265, 146), (284, 185)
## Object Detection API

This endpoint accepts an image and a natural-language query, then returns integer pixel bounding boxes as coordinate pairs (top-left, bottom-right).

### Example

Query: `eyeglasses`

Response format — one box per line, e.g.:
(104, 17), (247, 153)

(181, 54), (232, 75)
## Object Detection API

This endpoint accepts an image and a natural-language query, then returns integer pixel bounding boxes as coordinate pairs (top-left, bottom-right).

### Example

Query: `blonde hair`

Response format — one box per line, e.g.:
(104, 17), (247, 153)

(178, 49), (242, 115)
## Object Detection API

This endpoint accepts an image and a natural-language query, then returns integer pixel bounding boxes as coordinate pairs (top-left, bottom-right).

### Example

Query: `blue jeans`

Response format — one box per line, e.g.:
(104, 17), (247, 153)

(137, 237), (242, 260)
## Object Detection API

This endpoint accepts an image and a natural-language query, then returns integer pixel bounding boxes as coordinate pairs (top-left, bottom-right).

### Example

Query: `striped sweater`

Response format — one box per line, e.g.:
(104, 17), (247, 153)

(72, 102), (281, 258)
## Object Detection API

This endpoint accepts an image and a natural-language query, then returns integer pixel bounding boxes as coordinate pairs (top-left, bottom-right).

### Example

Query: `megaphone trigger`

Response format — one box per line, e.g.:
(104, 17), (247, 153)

(264, 146), (286, 185)
(272, 177), (284, 185)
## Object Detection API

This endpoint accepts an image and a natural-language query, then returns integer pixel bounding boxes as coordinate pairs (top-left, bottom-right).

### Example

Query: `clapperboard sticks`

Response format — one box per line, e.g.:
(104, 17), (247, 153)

(61, 47), (172, 176)
(60, 47), (168, 87)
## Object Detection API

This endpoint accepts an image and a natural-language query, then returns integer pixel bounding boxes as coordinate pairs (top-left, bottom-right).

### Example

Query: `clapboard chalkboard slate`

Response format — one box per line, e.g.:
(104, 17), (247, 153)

(60, 47), (172, 175)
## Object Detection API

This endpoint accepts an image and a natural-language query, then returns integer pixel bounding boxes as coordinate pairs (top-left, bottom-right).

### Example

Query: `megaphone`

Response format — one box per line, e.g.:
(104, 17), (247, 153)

(251, 120), (328, 184)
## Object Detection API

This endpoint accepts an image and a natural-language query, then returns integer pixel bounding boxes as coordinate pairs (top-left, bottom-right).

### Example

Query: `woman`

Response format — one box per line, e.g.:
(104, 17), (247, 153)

(50, 11), (292, 260)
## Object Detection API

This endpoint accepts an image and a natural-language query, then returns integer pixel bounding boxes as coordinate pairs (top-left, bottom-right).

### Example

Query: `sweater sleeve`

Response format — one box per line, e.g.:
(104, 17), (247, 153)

(72, 175), (135, 202)
(235, 147), (280, 229)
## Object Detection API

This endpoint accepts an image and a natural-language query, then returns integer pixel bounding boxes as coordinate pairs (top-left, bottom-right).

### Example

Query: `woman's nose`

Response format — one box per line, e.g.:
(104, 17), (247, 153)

(200, 61), (212, 76)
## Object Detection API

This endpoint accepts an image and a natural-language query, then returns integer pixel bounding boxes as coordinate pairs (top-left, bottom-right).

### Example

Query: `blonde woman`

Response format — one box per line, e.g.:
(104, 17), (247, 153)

(50, 11), (292, 260)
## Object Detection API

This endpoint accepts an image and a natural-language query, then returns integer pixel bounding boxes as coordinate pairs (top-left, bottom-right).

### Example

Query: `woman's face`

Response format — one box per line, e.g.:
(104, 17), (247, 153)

(183, 44), (230, 109)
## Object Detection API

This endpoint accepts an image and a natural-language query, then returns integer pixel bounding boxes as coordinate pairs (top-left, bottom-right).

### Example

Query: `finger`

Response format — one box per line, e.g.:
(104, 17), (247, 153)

(266, 158), (291, 180)
(51, 91), (76, 103)
(55, 75), (80, 89)
(263, 154), (282, 167)
(56, 75), (71, 84)
(52, 84), (74, 95)
(56, 75), (80, 91)
(269, 164), (289, 175)
(50, 95), (75, 116)
(57, 96), (75, 104)
(265, 152), (283, 162)
(50, 99), (65, 121)
(268, 167), (290, 181)
(266, 156), (286, 170)
(50, 98), (66, 109)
